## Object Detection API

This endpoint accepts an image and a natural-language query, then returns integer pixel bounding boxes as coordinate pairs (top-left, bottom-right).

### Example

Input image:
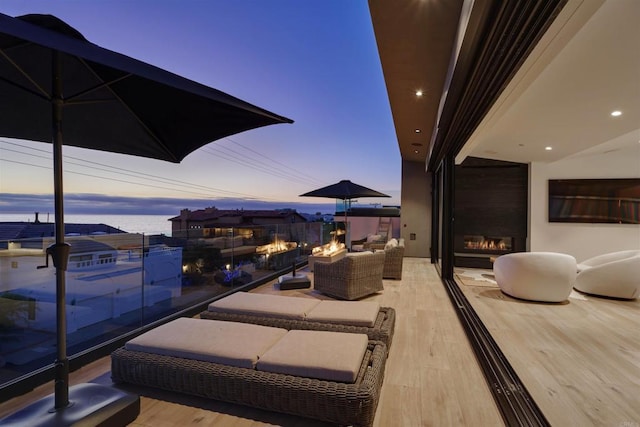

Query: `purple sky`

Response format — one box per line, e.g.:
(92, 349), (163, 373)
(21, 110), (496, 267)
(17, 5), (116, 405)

(0, 1), (400, 215)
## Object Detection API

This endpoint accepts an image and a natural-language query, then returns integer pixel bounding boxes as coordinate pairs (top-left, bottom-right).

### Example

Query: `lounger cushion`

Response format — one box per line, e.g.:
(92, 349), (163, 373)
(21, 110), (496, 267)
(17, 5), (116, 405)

(208, 292), (321, 320)
(257, 330), (369, 382)
(306, 300), (380, 327)
(125, 317), (287, 369)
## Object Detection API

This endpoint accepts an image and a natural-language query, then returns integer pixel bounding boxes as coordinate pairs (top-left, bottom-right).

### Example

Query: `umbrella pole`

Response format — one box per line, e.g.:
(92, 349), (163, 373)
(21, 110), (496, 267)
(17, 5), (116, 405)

(339, 198), (349, 249)
(52, 51), (71, 410)
(0, 33), (141, 427)
(344, 199), (348, 248)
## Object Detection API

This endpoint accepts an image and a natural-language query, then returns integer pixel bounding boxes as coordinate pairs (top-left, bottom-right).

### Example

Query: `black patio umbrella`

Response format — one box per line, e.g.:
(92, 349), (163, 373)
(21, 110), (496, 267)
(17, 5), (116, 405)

(0, 13), (292, 425)
(300, 180), (390, 242)
(300, 179), (390, 212)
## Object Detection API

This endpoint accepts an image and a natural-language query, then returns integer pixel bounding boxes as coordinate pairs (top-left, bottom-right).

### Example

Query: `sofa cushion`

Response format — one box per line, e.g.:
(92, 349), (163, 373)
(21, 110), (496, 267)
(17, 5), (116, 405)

(346, 250), (373, 257)
(257, 330), (369, 382)
(124, 317), (287, 369)
(207, 292), (321, 320)
(306, 300), (380, 327)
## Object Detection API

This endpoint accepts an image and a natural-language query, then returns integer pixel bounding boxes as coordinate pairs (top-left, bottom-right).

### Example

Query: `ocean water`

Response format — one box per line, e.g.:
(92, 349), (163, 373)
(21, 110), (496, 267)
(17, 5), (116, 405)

(0, 213), (173, 236)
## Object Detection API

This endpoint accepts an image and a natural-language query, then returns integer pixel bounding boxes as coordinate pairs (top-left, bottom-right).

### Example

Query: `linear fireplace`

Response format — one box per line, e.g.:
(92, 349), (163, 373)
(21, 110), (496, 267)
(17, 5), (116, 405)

(453, 157), (529, 269)
(463, 235), (513, 252)
(454, 234), (524, 268)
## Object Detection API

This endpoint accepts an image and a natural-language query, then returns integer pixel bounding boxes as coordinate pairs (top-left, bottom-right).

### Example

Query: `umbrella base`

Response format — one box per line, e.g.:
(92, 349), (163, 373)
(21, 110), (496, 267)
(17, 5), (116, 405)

(0, 383), (139, 427)
(278, 273), (311, 290)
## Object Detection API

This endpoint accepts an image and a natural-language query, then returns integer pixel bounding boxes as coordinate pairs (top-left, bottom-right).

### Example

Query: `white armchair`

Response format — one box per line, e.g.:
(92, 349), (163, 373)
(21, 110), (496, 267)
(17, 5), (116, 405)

(574, 250), (640, 299)
(493, 252), (577, 302)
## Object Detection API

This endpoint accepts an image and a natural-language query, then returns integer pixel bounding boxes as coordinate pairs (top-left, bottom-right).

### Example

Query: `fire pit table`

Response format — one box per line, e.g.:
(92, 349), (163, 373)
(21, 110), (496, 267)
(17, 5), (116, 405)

(308, 242), (347, 272)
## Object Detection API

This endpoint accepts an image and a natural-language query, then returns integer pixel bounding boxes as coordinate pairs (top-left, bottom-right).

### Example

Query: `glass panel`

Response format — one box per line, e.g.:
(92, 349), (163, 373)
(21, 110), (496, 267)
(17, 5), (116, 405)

(0, 220), (335, 388)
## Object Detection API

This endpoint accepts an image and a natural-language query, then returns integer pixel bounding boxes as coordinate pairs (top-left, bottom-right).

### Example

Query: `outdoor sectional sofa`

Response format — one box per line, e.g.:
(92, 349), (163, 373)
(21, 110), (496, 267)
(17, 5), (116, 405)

(200, 292), (396, 348)
(111, 317), (387, 426)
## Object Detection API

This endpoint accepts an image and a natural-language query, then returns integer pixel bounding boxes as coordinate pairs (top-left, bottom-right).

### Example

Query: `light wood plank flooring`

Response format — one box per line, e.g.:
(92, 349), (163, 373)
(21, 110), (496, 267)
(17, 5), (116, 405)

(0, 258), (503, 426)
(456, 267), (640, 427)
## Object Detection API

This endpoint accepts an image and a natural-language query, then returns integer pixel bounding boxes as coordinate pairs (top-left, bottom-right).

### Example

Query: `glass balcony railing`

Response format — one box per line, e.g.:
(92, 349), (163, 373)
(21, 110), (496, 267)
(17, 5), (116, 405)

(0, 221), (345, 396)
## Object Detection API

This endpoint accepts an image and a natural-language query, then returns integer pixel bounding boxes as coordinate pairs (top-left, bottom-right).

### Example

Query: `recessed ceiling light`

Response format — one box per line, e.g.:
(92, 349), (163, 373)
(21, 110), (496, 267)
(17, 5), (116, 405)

(414, 150), (420, 154)
(611, 110), (622, 117)
(545, 146), (553, 151)
(415, 129), (421, 133)
(415, 90), (423, 97)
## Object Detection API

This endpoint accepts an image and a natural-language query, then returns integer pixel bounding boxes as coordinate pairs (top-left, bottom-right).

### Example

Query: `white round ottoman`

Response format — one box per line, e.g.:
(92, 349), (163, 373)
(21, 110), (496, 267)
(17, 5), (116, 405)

(493, 252), (577, 302)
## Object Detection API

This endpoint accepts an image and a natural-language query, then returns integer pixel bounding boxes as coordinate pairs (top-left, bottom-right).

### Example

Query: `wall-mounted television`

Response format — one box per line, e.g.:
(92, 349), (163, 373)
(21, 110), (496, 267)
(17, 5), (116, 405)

(548, 178), (640, 224)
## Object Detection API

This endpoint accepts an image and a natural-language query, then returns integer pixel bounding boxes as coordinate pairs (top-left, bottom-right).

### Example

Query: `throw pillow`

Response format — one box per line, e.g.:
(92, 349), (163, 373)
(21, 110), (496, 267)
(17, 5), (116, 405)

(384, 238), (398, 251)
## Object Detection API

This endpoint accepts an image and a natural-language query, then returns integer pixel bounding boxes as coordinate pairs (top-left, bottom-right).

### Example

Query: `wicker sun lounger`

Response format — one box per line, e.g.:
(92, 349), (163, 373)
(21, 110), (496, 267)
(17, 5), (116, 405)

(200, 292), (396, 348)
(111, 318), (387, 427)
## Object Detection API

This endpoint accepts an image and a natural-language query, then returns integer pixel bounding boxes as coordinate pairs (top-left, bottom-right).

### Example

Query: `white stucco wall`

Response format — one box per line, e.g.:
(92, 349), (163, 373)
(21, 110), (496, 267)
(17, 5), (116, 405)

(530, 143), (640, 263)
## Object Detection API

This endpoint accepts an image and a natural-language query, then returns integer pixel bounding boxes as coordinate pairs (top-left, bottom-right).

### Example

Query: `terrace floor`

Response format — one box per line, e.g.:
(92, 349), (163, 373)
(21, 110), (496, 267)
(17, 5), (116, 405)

(2, 258), (638, 426)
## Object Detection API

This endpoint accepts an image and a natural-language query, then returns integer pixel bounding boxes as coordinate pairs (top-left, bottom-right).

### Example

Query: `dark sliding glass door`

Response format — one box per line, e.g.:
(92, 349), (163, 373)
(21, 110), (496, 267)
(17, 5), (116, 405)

(431, 156), (455, 279)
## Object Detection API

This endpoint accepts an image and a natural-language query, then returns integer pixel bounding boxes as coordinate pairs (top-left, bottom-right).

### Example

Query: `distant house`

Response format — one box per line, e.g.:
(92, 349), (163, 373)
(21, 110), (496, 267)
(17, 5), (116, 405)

(0, 221), (125, 249)
(169, 207), (308, 240)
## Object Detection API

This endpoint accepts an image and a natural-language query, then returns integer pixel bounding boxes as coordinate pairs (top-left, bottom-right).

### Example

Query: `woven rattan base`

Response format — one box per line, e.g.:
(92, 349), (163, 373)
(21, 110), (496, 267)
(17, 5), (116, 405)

(111, 341), (387, 427)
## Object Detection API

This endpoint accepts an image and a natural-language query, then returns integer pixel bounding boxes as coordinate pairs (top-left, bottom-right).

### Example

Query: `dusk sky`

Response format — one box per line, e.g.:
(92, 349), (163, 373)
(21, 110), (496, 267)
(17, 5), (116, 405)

(0, 1), (401, 215)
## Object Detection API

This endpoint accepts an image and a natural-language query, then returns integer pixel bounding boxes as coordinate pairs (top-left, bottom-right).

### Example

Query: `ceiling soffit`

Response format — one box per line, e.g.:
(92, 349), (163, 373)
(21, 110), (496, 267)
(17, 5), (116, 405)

(368, 0), (464, 164)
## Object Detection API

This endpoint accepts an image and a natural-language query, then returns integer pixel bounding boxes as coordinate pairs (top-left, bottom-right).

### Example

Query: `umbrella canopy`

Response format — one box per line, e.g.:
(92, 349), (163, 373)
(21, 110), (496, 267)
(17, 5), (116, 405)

(300, 180), (390, 244)
(0, 13), (292, 421)
(300, 179), (390, 201)
(0, 13), (293, 162)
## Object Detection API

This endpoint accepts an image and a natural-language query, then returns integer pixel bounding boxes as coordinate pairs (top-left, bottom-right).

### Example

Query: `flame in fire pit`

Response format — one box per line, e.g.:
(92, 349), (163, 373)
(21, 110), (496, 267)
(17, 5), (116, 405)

(312, 238), (346, 256)
(256, 237), (297, 254)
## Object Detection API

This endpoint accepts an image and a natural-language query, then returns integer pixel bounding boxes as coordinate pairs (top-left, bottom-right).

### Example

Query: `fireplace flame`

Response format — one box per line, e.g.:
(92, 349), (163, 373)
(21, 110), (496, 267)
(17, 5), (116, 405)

(464, 236), (511, 251)
(465, 240), (506, 250)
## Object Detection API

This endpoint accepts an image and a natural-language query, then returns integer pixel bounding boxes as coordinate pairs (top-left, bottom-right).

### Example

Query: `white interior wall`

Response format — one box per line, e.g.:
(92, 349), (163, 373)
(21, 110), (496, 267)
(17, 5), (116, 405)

(530, 143), (640, 263)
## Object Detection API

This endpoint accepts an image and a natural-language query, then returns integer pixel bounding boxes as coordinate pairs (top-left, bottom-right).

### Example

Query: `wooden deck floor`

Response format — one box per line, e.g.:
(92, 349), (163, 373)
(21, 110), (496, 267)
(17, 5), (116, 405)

(6, 259), (638, 426)
(455, 267), (640, 426)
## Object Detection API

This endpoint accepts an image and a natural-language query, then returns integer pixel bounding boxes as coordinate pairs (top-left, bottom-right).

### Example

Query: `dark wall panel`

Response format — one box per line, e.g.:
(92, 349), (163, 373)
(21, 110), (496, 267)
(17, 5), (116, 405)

(454, 157), (528, 267)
